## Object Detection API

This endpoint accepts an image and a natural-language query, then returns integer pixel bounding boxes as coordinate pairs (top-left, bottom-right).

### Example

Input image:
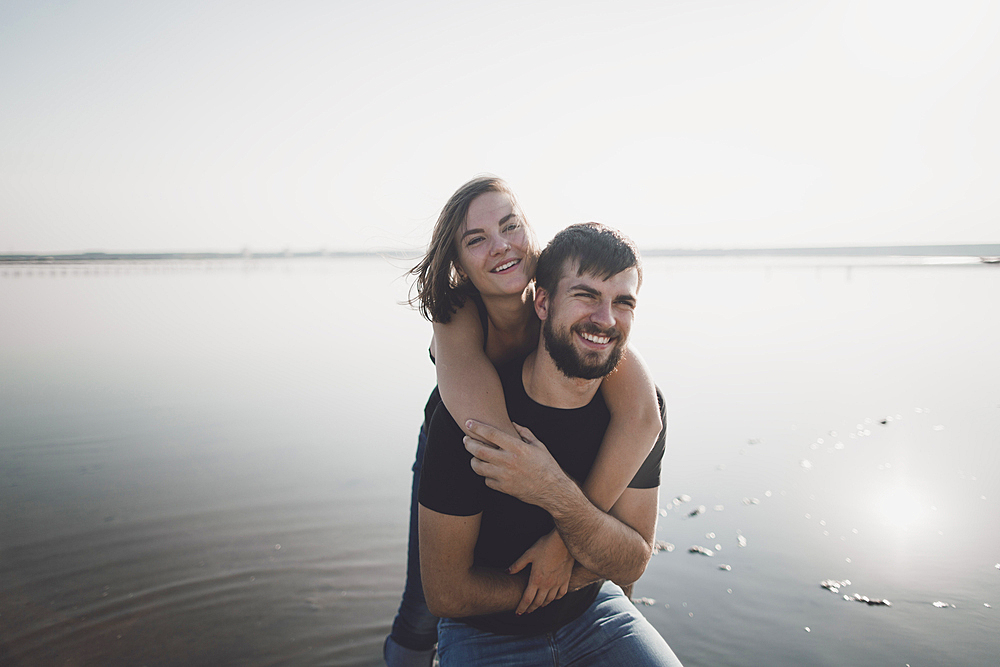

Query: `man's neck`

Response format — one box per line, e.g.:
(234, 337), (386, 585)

(520, 348), (603, 410)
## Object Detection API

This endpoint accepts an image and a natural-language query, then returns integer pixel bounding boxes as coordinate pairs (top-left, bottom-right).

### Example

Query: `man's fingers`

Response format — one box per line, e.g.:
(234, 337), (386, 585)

(511, 422), (539, 445)
(469, 456), (497, 480)
(465, 420), (516, 449)
(464, 437), (503, 460)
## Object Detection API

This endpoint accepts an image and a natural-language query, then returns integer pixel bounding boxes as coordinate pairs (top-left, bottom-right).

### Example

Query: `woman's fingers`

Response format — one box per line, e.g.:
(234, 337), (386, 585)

(508, 552), (531, 575)
(516, 583), (540, 615)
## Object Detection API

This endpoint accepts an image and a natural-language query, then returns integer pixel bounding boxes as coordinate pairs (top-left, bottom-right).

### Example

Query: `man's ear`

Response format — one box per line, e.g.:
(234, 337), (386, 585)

(534, 287), (550, 321)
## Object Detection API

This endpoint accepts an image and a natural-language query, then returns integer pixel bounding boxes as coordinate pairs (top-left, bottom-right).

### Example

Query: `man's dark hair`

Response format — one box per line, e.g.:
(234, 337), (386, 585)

(535, 222), (642, 294)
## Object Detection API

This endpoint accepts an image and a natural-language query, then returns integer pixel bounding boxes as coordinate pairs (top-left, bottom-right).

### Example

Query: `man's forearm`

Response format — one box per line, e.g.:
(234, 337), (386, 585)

(545, 481), (653, 587)
(425, 565), (529, 619)
(461, 420), (657, 588)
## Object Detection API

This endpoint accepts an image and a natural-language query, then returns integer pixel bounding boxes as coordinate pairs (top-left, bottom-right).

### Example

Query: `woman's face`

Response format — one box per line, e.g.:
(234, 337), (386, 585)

(454, 190), (537, 297)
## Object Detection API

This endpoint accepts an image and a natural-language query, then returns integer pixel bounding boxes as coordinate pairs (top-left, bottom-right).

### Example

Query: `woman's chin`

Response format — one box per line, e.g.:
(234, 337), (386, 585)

(479, 275), (530, 297)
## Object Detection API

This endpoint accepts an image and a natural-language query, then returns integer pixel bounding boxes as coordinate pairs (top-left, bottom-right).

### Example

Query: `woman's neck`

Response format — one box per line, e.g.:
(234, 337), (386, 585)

(480, 284), (536, 334)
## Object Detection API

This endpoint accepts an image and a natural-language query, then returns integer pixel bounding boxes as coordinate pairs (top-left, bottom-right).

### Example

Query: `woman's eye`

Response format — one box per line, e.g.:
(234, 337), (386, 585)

(466, 237), (484, 247)
(503, 223), (519, 232)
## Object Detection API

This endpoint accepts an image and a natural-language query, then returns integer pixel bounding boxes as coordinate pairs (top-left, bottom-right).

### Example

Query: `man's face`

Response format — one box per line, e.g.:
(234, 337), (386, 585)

(540, 262), (639, 380)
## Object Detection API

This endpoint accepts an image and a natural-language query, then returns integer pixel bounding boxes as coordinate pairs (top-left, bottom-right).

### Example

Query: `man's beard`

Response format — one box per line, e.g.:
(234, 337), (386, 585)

(542, 317), (625, 380)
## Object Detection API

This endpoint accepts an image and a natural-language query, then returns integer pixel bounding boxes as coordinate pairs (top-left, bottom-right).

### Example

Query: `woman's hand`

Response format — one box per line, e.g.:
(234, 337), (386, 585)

(508, 529), (574, 615)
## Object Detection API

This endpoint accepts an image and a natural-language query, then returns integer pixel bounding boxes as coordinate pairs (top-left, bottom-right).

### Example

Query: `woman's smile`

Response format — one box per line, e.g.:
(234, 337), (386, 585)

(491, 259), (521, 273)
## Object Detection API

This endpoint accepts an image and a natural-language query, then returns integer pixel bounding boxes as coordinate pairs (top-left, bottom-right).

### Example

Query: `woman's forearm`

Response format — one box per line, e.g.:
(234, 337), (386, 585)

(584, 347), (662, 511)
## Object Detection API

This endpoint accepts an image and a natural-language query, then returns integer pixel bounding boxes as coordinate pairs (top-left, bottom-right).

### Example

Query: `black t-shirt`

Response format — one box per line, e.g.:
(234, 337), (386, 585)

(419, 355), (666, 636)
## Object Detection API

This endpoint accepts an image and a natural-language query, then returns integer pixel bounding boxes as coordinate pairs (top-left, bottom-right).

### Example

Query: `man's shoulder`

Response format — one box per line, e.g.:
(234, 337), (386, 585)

(492, 354), (531, 405)
(421, 394), (486, 518)
(427, 395), (462, 438)
(494, 354), (527, 383)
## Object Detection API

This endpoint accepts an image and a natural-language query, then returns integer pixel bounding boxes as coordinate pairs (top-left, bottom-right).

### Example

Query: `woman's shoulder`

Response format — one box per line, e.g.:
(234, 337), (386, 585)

(433, 294), (487, 341)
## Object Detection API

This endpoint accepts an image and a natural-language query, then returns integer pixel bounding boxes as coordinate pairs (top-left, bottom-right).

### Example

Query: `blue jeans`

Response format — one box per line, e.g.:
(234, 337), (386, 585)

(385, 425), (438, 667)
(437, 582), (683, 666)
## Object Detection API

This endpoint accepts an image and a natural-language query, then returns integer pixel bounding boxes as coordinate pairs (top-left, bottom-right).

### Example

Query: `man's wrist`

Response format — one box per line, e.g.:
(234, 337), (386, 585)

(541, 473), (588, 521)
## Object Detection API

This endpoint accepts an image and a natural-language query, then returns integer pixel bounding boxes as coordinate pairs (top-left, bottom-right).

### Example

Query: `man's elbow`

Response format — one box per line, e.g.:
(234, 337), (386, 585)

(425, 595), (451, 618)
(423, 581), (471, 619)
(609, 541), (653, 588)
(423, 581), (453, 618)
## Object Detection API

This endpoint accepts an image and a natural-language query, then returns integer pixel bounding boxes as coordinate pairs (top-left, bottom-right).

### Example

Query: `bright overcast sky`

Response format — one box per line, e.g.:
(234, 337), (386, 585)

(1, 0), (998, 253)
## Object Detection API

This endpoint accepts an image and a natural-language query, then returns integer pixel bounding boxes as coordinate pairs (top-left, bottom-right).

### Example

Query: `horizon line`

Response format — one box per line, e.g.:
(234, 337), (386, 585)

(2, 243), (1000, 263)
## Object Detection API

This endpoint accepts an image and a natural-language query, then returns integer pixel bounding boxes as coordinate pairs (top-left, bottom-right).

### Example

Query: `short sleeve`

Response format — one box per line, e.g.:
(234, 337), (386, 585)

(627, 387), (667, 489)
(418, 401), (488, 516)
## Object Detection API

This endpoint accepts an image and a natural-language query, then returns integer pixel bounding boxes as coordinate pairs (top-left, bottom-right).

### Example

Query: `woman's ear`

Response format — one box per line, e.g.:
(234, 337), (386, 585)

(454, 262), (467, 281)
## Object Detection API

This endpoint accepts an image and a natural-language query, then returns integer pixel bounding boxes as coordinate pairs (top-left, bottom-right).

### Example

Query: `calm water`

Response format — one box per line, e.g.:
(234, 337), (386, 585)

(1, 257), (998, 666)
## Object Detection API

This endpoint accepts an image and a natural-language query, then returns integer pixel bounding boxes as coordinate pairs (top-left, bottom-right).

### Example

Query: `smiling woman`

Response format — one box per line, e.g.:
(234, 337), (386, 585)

(454, 191), (536, 300)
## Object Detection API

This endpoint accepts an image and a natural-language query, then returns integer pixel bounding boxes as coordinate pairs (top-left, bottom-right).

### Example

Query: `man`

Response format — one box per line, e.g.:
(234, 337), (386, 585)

(418, 223), (682, 665)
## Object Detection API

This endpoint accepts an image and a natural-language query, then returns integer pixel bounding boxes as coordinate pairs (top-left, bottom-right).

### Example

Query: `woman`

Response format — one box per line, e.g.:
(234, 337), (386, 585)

(385, 177), (662, 667)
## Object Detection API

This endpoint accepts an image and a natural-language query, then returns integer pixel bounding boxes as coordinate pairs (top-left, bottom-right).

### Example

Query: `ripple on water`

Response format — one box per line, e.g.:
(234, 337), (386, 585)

(0, 495), (402, 665)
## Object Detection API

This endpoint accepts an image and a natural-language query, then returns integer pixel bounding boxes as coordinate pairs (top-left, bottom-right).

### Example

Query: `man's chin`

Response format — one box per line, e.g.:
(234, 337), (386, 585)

(544, 324), (624, 380)
(566, 351), (622, 380)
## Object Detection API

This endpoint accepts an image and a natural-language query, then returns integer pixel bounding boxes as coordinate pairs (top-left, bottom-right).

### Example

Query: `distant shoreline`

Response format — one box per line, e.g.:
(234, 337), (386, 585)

(2, 244), (999, 264)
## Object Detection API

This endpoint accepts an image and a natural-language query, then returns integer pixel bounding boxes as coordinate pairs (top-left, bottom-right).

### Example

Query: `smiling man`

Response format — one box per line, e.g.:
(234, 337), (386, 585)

(417, 223), (682, 665)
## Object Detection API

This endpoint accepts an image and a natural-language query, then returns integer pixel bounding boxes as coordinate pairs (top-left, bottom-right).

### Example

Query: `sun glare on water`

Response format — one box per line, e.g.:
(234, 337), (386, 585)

(875, 486), (928, 530)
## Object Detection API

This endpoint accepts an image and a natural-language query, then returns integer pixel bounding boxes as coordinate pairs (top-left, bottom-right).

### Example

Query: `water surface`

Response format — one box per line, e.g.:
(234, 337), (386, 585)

(1, 257), (997, 666)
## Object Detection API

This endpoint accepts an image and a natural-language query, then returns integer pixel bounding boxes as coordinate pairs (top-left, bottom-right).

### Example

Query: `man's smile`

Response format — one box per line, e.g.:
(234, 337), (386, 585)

(578, 331), (611, 346)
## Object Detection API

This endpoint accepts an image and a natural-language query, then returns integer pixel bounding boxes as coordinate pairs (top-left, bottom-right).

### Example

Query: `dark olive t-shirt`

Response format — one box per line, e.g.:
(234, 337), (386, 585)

(418, 355), (666, 636)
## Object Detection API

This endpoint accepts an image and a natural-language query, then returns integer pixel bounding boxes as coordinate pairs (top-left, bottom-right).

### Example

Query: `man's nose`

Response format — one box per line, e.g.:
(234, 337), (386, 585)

(589, 300), (615, 328)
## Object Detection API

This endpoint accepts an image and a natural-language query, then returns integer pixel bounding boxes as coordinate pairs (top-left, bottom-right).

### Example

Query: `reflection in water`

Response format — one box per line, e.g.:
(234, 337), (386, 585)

(874, 486), (928, 530)
(1, 257), (998, 666)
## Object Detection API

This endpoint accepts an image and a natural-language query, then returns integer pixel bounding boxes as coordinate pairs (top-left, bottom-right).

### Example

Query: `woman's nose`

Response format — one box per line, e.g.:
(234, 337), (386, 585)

(490, 235), (510, 255)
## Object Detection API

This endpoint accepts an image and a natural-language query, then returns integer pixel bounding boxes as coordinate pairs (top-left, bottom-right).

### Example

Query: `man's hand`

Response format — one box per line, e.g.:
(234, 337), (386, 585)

(463, 420), (569, 507)
(508, 530), (574, 615)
